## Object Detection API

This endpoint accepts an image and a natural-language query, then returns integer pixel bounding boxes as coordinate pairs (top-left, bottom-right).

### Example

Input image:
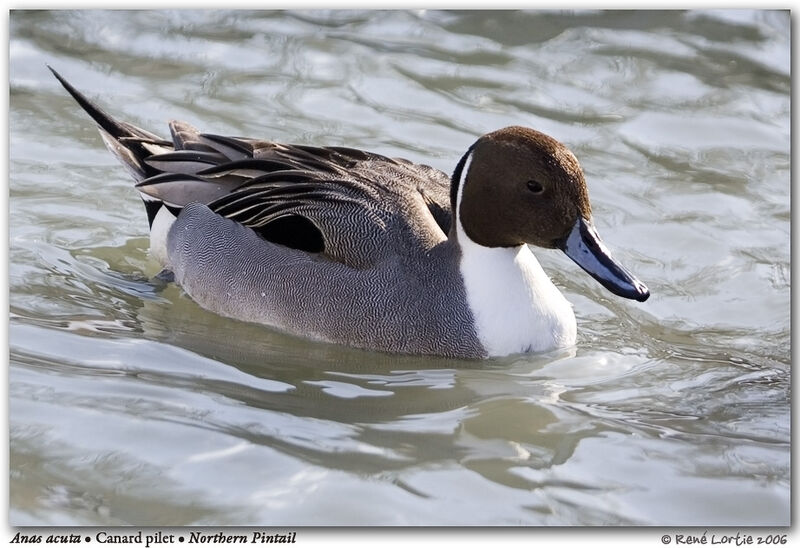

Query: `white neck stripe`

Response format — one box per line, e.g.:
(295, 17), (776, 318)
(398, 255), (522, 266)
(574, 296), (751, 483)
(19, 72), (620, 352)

(455, 150), (473, 229)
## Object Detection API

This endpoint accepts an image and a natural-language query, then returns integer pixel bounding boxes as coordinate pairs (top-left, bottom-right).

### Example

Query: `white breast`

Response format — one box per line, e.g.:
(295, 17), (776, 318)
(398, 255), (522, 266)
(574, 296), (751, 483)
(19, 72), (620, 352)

(458, 235), (577, 356)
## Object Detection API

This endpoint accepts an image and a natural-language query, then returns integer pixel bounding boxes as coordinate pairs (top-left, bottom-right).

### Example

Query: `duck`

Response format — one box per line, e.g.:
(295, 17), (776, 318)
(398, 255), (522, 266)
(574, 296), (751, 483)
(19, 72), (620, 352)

(50, 66), (649, 359)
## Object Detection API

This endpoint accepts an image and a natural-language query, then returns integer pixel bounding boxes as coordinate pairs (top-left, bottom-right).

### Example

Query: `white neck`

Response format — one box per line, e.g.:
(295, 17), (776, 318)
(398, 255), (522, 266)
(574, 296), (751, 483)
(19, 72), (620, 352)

(454, 152), (576, 357)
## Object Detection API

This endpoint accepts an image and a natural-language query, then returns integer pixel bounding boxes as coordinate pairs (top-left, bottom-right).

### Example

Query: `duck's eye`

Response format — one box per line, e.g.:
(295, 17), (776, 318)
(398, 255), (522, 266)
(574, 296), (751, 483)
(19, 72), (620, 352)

(526, 180), (544, 194)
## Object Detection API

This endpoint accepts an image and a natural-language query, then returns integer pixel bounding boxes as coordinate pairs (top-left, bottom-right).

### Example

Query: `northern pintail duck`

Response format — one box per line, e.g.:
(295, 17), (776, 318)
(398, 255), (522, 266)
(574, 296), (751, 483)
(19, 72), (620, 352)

(51, 67), (649, 359)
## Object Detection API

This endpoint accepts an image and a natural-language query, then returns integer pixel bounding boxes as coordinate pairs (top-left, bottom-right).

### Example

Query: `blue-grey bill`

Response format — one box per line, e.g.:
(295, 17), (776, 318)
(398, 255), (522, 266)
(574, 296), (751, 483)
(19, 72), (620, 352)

(559, 217), (650, 302)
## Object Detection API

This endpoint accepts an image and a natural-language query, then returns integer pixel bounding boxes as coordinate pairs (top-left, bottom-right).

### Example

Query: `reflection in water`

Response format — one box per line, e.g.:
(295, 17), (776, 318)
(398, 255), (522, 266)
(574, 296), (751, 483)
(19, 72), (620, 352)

(10, 9), (789, 525)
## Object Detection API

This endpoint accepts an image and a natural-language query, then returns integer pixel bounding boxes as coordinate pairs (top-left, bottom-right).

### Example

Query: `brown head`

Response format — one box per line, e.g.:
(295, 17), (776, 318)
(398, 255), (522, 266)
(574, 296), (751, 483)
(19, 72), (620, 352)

(453, 126), (650, 302)
(457, 126), (592, 248)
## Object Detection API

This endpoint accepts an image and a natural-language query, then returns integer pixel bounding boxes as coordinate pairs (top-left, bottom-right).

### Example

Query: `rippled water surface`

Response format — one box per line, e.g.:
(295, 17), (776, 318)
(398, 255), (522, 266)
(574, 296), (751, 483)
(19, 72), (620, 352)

(9, 10), (790, 526)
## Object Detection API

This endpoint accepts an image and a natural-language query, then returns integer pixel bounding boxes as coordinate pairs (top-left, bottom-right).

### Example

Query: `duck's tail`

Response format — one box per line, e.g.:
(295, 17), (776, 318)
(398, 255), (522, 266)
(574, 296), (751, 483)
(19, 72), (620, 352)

(49, 65), (175, 225)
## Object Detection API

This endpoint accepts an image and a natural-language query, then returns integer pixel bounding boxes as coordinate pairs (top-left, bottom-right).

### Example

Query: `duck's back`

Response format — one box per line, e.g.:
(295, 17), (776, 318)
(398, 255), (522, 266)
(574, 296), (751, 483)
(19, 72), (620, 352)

(143, 122), (451, 262)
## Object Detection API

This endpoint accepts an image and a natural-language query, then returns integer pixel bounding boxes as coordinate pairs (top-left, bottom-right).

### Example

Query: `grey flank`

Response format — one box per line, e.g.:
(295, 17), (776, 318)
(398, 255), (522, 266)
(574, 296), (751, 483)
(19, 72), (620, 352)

(170, 202), (484, 358)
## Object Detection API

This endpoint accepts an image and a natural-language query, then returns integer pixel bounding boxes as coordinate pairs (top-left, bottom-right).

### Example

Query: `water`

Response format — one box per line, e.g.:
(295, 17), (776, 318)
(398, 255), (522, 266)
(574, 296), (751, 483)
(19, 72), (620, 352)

(9, 9), (790, 526)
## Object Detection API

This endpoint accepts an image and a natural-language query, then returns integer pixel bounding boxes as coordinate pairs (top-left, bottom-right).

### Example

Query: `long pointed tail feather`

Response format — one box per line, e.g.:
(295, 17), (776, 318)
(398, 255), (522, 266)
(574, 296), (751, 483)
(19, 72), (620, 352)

(48, 65), (130, 140)
(49, 65), (171, 183)
(49, 66), (179, 226)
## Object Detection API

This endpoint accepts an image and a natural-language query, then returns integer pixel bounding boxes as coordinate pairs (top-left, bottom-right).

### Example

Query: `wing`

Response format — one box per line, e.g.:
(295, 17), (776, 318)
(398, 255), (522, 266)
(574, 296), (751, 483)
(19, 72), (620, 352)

(138, 121), (454, 266)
